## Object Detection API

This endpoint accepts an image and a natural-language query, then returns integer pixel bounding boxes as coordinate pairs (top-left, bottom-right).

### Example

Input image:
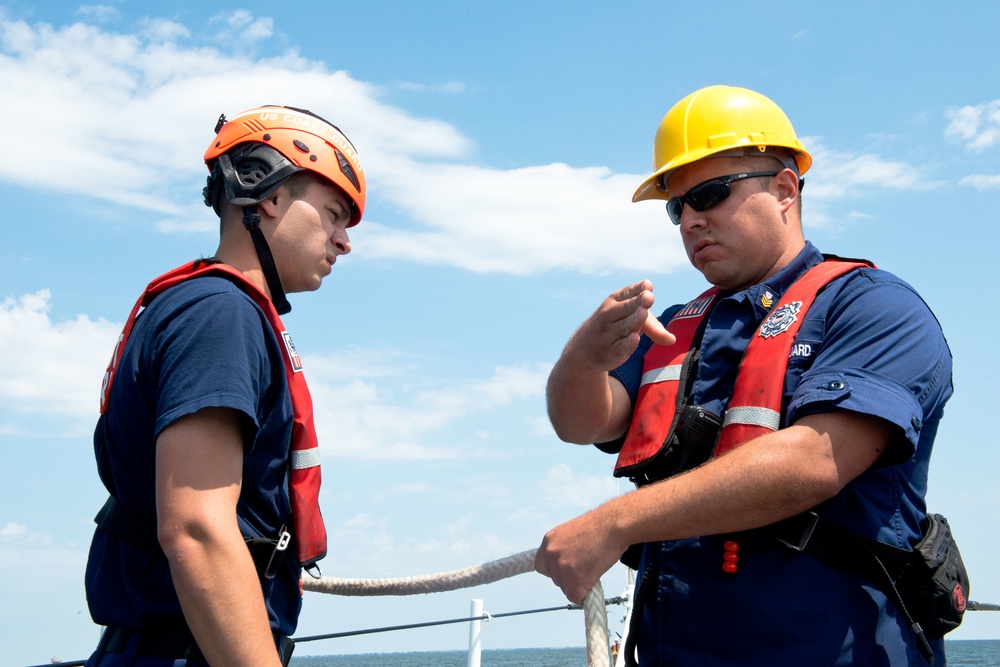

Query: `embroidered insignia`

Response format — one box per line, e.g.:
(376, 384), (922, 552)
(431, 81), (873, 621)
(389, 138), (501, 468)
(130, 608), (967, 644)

(674, 296), (713, 319)
(759, 301), (802, 338)
(282, 331), (304, 372)
(761, 291), (773, 309)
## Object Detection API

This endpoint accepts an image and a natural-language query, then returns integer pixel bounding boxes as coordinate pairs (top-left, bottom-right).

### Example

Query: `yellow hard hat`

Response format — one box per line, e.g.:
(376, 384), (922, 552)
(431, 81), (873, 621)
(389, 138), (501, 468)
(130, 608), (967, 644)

(632, 85), (812, 202)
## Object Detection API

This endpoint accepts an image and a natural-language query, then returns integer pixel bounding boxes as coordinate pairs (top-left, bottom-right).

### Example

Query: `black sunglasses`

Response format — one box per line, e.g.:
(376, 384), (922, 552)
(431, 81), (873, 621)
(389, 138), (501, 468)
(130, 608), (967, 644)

(666, 171), (778, 225)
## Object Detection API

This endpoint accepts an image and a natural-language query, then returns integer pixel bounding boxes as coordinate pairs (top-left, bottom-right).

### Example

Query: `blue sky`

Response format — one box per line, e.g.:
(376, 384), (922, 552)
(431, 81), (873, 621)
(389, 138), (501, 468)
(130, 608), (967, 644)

(2, 1), (999, 664)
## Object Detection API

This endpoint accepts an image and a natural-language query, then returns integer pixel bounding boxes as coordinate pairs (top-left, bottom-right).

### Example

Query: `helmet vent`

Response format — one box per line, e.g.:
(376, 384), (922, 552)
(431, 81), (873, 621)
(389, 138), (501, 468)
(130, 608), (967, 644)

(335, 149), (361, 193)
(238, 158), (270, 187)
(293, 139), (310, 153)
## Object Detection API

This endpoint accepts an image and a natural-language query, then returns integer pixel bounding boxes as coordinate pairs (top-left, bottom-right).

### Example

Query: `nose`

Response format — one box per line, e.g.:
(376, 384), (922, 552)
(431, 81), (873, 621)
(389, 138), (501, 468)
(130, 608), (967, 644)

(332, 224), (351, 255)
(679, 203), (708, 232)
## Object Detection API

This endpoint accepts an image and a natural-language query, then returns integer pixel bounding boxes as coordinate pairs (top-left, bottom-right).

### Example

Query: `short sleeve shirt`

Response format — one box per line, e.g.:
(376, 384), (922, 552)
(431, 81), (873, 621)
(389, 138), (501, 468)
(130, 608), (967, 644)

(85, 276), (301, 635)
(607, 243), (953, 665)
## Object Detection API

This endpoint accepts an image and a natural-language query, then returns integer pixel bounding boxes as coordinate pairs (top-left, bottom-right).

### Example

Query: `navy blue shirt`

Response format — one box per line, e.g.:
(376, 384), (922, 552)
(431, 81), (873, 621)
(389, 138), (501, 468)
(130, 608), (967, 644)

(608, 243), (953, 665)
(85, 276), (302, 636)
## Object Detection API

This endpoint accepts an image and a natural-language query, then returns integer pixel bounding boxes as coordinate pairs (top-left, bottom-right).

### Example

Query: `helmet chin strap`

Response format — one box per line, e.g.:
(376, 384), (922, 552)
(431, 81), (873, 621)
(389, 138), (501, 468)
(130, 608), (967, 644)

(242, 205), (292, 315)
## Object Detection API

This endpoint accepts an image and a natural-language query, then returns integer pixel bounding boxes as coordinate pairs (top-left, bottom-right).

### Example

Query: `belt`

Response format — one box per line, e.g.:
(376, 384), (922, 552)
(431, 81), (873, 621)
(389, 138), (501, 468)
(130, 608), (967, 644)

(104, 625), (294, 664)
(104, 625), (200, 659)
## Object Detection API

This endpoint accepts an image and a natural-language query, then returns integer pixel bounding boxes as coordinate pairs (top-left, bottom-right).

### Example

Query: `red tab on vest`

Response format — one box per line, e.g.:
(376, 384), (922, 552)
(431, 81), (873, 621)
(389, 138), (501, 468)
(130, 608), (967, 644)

(99, 259), (327, 570)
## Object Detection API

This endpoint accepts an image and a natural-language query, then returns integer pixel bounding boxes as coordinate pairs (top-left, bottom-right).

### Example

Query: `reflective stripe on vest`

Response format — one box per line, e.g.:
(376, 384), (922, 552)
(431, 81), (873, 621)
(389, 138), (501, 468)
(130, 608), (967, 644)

(99, 259), (327, 570)
(615, 259), (872, 479)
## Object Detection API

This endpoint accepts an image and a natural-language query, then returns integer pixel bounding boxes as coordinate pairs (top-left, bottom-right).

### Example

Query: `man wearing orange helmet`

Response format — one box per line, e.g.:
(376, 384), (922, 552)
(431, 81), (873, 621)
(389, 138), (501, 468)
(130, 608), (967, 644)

(83, 106), (366, 667)
(535, 86), (957, 665)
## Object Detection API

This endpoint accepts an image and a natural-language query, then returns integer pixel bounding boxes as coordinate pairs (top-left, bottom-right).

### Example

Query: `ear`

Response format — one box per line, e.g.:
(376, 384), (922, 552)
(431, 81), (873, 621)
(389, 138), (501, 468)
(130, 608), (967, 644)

(257, 185), (287, 220)
(773, 169), (799, 215)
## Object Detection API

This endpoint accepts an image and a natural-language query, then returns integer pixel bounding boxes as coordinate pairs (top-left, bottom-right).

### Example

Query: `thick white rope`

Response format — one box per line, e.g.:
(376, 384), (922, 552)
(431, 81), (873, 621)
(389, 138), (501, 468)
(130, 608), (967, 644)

(583, 579), (609, 667)
(302, 548), (609, 667)
(303, 548), (537, 596)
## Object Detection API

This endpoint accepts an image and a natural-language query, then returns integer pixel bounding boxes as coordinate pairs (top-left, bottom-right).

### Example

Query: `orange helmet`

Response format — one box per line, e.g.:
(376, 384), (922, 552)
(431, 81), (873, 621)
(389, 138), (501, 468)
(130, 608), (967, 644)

(204, 105), (366, 226)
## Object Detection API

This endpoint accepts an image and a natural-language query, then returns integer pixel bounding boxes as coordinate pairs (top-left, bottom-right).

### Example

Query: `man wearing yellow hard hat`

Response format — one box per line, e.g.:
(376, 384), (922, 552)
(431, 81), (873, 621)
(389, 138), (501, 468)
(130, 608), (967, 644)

(536, 86), (958, 665)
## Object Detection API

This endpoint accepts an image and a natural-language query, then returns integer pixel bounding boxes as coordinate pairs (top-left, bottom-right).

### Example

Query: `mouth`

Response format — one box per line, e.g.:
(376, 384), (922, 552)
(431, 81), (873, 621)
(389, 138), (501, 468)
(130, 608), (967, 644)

(691, 238), (715, 261)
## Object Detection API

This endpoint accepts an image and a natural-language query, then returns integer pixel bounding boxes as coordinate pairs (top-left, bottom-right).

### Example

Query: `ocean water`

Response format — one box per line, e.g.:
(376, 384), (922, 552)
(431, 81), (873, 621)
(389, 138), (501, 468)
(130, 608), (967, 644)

(291, 647), (587, 667)
(945, 640), (1000, 666)
(290, 640), (1000, 666)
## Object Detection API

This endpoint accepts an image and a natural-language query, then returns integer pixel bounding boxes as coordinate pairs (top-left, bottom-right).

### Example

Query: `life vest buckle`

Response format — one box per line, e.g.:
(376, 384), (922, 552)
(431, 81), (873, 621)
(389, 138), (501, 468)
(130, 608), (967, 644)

(773, 511), (819, 552)
(264, 526), (292, 579)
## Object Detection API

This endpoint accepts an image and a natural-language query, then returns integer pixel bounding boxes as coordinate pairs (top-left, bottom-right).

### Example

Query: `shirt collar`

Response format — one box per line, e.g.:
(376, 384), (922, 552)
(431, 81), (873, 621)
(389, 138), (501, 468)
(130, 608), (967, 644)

(740, 242), (824, 320)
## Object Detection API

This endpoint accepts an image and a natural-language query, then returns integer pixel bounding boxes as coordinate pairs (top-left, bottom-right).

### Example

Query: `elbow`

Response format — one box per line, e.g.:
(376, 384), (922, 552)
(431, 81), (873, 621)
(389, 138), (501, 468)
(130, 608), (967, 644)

(796, 463), (847, 509)
(548, 411), (594, 445)
(547, 399), (614, 445)
(157, 520), (197, 563)
(156, 513), (217, 566)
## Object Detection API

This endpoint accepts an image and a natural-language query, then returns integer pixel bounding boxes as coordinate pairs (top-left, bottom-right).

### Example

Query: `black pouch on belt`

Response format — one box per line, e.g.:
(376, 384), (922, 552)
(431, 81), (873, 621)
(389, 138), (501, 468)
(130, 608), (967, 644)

(896, 513), (970, 638)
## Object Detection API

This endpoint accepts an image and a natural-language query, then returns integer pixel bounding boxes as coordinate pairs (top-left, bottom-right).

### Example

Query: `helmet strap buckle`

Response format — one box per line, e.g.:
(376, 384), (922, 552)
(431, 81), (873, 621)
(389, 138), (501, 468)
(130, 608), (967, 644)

(241, 205), (262, 231)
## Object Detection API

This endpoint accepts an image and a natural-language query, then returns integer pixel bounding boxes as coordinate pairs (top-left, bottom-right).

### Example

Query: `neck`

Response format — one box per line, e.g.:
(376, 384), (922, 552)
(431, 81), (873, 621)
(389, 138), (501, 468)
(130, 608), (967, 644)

(214, 234), (270, 300)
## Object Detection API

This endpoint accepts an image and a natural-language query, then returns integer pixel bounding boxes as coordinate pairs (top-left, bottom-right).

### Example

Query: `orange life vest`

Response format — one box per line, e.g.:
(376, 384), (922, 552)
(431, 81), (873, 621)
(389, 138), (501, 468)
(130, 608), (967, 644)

(100, 259), (327, 570)
(615, 259), (872, 482)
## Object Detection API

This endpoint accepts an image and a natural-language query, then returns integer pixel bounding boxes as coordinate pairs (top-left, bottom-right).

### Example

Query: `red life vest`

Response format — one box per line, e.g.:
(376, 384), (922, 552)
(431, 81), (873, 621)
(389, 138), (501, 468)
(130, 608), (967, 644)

(615, 259), (873, 481)
(100, 259), (327, 570)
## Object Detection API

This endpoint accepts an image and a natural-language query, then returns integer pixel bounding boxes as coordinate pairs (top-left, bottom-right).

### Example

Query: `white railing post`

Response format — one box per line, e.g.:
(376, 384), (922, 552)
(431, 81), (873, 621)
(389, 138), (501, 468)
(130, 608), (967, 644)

(468, 598), (484, 667)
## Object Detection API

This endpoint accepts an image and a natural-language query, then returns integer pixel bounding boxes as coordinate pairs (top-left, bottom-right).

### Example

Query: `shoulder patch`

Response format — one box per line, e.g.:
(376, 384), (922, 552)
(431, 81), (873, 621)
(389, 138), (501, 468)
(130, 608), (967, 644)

(281, 331), (304, 372)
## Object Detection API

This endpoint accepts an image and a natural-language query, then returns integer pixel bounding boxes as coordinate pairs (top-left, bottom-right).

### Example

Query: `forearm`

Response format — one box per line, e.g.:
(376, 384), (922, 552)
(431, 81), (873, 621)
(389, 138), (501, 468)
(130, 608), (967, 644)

(546, 280), (674, 444)
(165, 527), (283, 667)
(546, 346), (622, 444)
(156, 408), (284, 667)
(536, 413), (887, 604)
(604, 424), (841, 548)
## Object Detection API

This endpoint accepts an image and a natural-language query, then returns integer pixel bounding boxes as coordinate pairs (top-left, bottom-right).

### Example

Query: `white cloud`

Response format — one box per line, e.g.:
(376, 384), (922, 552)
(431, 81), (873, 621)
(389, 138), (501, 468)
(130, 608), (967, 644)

(541, 463), (619, 511)
(803, 137), (929, 199)
(959, 174), (1000, 190)
(76, 5), (120, 23)
(308, 352), (551, 461)
(363, 159), (687, 275)
(0, 522), (85, 593)
(0, 286), (550, 461)
(2, 13), (938, 277)
(0, 14), (685, 276)
(946, 100), (1000, 152)
(396, 81), (469, 94)
(0, 522), (29, 538)
(138, 18), (190, 43)
(0, 291), (119, 424)
(210, 10), (273, 46)
(0, 13), (470, 218)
